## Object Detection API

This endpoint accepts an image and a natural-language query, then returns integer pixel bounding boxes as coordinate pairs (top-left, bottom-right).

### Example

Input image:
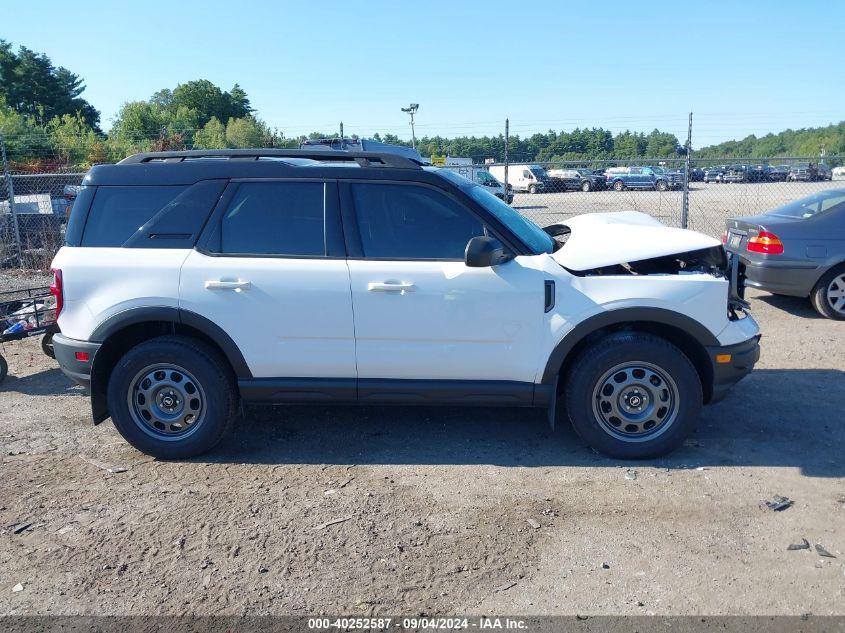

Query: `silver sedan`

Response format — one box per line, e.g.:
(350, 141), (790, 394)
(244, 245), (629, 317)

(725, 189), (845, 319)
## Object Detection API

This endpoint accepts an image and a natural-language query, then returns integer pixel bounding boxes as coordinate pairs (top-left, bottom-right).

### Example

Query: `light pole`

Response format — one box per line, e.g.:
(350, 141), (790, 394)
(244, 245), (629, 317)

(401, 103), (419, 150)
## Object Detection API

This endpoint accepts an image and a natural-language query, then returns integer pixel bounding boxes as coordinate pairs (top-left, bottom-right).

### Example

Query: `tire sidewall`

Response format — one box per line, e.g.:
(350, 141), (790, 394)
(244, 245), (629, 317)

(107, 337), (235, 459)
(565, 333), (702, 459)
(812, 266), (845, 320)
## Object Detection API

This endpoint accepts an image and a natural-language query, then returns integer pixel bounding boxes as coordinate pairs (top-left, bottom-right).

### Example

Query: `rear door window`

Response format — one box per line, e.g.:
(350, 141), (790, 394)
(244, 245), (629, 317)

(218, 181), (326, 256)
(81, 186), (186, 247)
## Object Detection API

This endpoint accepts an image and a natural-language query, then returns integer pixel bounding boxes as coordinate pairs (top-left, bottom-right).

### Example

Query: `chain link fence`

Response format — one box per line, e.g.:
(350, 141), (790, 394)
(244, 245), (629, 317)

(1, 133), (842, 270)
(485, 156), (842, 238)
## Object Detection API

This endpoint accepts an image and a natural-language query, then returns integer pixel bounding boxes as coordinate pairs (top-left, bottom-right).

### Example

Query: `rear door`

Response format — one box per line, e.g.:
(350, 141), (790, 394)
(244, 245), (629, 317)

(180, 179), (356, 379)
(341, 181), (545, 385)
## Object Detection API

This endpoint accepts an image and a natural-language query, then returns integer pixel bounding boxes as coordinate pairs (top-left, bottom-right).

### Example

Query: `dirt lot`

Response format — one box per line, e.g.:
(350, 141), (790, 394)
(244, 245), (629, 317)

(1, 284), (843, 616)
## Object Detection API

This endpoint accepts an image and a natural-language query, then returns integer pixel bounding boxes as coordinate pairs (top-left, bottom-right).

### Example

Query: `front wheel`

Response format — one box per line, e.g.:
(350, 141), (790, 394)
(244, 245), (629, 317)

(656, 180), (669, 191)
(563, 332), (702, 459)
(810, 266), (845, 320)
(528, 184), (538, 194)
(581, 180), (592, 192)
(613, 180), (625, 191)
(107, 335), (238, 459)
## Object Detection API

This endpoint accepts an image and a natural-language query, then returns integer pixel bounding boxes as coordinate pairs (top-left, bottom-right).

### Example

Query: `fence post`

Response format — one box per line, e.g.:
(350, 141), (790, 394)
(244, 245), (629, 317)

(503, 118), (509, 197)
(0, 135), (23, 267)
(681, 112), (692, 229)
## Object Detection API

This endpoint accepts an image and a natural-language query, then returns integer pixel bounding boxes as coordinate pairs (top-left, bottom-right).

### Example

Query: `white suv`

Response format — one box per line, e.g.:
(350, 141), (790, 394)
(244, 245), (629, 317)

(50, 149), (760, 460)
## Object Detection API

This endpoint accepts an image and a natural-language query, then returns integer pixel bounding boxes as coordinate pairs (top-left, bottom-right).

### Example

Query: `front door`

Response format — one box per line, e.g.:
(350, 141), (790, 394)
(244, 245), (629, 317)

(342, 181), (545, 385)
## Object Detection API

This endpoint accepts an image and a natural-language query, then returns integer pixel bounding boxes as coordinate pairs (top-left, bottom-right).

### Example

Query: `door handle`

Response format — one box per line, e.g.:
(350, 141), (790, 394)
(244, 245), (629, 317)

(205, 280), (251, 290)
(367, 282), (416, 293)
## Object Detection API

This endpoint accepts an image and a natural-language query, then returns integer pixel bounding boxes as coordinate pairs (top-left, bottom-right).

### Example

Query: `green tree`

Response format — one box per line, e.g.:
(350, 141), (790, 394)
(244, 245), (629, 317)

(0, 40), (100, 129)
(46, 112), (100, 166)
(225, 116), (272, 148)
(193, 116), (227, 149)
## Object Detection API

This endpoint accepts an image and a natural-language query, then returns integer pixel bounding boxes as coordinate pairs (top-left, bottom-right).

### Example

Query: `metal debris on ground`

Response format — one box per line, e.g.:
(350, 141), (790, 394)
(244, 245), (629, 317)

(763, 495), (793, 511)
(79, 455), (128, 474)
(814, 544), (836, 558)
(624, 469), (637, 480)
(12, 583), (23, 592)
(526, 519), (541, 530)
(494, 581), (517, 593)
(787, 538), (810, 551)
(12, 522), (33, 534)
(312, 516), (353, 531)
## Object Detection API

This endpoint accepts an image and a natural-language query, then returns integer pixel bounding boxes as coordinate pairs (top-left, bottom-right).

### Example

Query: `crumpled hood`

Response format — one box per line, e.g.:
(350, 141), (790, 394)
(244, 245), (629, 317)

(548, 211), (722, 271)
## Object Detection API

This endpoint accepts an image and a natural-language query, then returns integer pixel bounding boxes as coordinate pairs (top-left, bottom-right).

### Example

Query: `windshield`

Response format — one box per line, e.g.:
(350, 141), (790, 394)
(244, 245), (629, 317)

(476, 170), (498, 185)
(575, 169), (592, 176)
(769, 189), (845, 219)
(465, 185), (555, 254)
(529, 166), (547, 179)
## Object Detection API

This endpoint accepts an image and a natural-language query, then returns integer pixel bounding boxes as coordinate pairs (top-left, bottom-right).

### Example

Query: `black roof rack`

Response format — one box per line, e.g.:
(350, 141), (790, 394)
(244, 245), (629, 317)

(118, 148), (421, 169)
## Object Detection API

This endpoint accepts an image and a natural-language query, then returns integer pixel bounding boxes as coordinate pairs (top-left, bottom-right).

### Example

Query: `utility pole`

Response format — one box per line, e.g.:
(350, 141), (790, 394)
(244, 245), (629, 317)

(503, 118), (510, 196)
(681, 112), (692, 230)
(401, 103), (419, 149)
(0, 136), (22, 267)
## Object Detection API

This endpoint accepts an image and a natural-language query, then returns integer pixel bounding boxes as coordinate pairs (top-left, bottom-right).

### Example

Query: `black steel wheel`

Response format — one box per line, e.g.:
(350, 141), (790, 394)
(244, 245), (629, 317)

(107, 335), (237, 459)
(564, 331), (702, 459)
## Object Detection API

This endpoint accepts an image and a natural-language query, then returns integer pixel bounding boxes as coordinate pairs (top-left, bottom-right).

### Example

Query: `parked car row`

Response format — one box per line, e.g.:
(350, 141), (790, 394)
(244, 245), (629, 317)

(704, 163), (833, 183)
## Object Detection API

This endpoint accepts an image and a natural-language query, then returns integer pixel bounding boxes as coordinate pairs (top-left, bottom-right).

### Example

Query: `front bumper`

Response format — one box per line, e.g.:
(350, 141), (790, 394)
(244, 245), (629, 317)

(706, 334), (761, 403)
(53, 333), (100, 390)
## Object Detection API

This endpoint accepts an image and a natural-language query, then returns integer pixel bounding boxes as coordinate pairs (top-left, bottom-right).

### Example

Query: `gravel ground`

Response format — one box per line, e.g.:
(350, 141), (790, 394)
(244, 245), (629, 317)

(0, 288), (843, 616)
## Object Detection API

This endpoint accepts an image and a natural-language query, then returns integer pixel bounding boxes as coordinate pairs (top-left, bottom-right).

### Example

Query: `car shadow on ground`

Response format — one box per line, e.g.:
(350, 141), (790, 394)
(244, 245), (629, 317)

(0, 367), (85, 397)
(755, 293), (823, 319)
(196, 369), (845, 478)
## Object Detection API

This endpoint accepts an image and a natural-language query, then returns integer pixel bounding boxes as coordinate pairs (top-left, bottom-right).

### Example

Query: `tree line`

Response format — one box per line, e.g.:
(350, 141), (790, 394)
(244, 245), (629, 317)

(0, 39), (841, 170)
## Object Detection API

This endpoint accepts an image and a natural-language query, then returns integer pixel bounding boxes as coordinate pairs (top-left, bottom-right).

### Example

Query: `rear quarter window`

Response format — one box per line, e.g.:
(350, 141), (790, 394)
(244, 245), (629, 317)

(81, 186), (187, 247)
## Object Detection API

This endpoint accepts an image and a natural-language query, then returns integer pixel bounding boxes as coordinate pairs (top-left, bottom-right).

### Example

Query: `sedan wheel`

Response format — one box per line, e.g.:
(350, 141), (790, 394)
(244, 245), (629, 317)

(811, 267), (845, 320)
(581, 180), (591, 192)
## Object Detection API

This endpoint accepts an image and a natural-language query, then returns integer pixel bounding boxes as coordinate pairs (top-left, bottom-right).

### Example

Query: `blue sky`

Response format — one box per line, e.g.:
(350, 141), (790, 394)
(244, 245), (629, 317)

(3, 0), (843, 147)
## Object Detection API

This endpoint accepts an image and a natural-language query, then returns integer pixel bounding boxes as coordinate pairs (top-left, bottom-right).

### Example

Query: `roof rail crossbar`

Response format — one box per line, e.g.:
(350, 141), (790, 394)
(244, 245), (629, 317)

(118, 149), (421, 169)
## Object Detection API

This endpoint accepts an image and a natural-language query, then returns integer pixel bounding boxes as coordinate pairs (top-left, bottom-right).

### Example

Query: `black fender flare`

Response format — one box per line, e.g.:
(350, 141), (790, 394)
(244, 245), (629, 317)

(90, 306), (252, 378)
(539, 307), (720, 385)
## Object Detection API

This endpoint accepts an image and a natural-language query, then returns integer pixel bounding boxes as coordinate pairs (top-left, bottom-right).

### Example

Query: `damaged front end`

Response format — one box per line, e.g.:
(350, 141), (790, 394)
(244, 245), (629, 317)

(545, 211), (749, 317)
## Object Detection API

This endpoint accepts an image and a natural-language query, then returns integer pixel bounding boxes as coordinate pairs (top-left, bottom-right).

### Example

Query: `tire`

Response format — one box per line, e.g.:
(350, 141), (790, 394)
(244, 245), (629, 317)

(810, 265), (845, 320)
(581, 180), (592, 192)
(656, 180), (668, 192)
(0, 354), (7, 385)
(107, 335), (238, 459)
(613, 180), (625, 192)
(41, 324), (59, 359)
(563, 332), (702, 459)
(528, 184), (538, 194)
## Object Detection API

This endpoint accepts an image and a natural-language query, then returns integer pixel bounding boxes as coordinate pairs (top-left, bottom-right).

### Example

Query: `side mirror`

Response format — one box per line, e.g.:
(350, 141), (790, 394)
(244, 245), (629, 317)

(465, 236), (512, 267)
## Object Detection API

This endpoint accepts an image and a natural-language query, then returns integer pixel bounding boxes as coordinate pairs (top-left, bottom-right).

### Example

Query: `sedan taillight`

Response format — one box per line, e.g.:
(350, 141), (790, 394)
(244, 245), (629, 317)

(747, 231), (784, 255)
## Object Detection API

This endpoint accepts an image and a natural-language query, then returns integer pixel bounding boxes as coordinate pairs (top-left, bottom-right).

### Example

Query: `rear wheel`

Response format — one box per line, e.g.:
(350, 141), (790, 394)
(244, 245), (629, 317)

(107, 335), (237, 459)
(564, 332), (702, 459)
(581, 180), (592, 192)
(613, 180), (625, 191)
(810, 266), (845, 320)
(0, 354), (7, 385)
(528, 184), (538, 194)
